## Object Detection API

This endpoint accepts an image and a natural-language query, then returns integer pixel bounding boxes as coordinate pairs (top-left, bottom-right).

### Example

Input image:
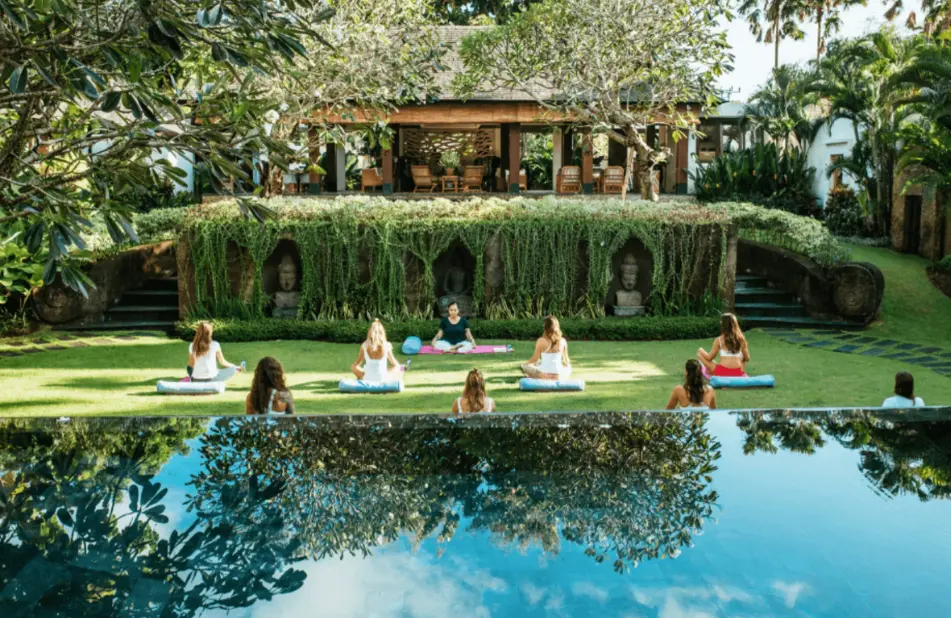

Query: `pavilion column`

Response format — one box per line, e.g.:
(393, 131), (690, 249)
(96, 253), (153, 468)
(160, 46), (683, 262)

(552, 128), (563, 192)
(675, 134), (689, 195)
(382, 126), (394, 196)
(499, 125), (509, 193)
(563, 129), (574, 165)
(335, 143), (346, 193)
(508, 123), (521, 194)
(307, 127), (321, 195)
(581, 129), (594, 194)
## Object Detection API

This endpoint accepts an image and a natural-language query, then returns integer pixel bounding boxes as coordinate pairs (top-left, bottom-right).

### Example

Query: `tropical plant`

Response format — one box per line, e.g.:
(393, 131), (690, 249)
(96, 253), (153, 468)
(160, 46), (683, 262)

(745, 64), (822, 151)
(737, 0), (808, 70)
(523, 133), (554, 190)
(453, 0), (733, 201)
(805, 0), (867, 63)
(824, 187), (869, 236)
(439, 150), (461, 171)
(434, 0), (542, 24)
(687, 143), (820, 217)
(885, 0), (951, 34)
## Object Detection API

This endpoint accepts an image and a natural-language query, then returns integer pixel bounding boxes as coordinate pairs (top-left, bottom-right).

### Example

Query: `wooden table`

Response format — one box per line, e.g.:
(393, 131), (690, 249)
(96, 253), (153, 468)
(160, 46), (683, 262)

(441, 175), (460, 193)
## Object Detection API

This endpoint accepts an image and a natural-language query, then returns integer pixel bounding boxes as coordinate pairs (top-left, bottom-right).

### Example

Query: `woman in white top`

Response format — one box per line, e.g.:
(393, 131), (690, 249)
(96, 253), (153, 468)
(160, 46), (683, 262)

(881, 371), (926, 408)
(351, 319), (404, 383)
(666, 360), (717, 410)
(697, 313), (750, 378)
(246, 357), (294, 415)
(520, 316), (572, 379)
(452, 368), (496, 414)
(188, 321), (242, 381)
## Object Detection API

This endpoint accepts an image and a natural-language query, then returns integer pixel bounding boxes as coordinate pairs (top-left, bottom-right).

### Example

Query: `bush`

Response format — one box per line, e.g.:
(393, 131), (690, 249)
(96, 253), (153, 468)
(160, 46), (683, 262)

(176, 316), (721, 343)
(823, 188), (867, 237)
(935, 256), (951, 275)
(135, 208), (187, 243)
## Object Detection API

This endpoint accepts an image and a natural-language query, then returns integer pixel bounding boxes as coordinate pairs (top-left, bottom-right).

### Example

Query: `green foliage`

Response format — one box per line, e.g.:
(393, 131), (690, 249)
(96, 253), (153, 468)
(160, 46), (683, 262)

(182, 197), (734, 320)
(134, 208), (187, 244)
(175, 315), (721, 343)
(824, 187), (868, 237)
(523, 133), (554, 190)
(688, 144), (820, 217)
(0, 232), (44, 306)
(744, 64), (821, 149)
(438, 150), (461, 171)
(934, 256), (951, 275)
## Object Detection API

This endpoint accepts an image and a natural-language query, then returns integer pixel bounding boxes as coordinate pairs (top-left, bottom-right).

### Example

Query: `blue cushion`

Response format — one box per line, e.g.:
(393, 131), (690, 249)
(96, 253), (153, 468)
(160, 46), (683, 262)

(710, 374), (775, 389)
(519, 378), (586, 391)
(339, 379), (404, 393)
(157, 380), (226, 395)
(401, 336), (422, 355)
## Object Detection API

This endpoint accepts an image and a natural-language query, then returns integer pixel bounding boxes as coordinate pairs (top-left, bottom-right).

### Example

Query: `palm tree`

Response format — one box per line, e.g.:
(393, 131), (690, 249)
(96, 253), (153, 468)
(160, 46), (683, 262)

(744, 64), (822, 151)
(808, 29), (924, 233)
(805, 0), (867, 63)
(885, 0), (951, 36)
(737, 0), (808, 70)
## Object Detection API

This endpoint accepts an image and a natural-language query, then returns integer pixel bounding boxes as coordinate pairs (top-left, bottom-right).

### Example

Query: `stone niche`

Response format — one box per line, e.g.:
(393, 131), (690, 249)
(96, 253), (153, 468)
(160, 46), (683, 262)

(262, 239), (302, 318)
(433, 240), (477, 317)
(604, 237), (652, 316)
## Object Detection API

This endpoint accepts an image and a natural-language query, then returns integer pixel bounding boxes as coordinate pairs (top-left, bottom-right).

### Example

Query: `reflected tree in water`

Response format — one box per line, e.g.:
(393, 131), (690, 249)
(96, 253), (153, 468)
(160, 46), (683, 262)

(190, 412), (721, 573)
(733, 411), (951, 502)
(0, 418), (306, 618)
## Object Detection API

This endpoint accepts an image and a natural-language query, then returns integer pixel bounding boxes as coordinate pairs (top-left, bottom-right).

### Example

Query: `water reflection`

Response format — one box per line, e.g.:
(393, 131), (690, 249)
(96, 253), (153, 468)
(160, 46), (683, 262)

(734, 410), (951, 501)
(0, 413), (719, 617)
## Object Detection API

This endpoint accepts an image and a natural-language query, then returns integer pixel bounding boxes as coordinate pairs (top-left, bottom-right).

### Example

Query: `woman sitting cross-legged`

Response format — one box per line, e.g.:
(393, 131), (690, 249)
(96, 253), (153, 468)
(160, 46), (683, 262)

(452, 368), (496, 414)
(351, 319), (405, 383)
(666, 360), (717, 410)
(188, 321), (243, 382)
(246, 357), (294, 415)
(520, 315), (572, 380)
(431, 301), (476, 353)
(697, 313), (750, 378)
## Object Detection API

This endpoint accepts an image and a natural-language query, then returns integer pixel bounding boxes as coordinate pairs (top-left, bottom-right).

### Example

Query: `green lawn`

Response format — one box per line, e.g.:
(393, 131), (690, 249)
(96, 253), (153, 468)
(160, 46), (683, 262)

(1, 244), (948, 416)
(0, 331), (947, 416)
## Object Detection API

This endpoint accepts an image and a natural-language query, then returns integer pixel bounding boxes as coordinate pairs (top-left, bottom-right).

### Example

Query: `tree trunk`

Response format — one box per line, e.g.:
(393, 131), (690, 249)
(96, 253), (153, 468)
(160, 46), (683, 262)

(622, 143), (635, 200)
(773, 13), (781, 70)
(816, 5), (824, 64)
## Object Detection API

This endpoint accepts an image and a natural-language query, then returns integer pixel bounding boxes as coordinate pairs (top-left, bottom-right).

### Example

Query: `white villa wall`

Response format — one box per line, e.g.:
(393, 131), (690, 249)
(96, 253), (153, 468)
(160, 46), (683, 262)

(806, 118), (859, 206)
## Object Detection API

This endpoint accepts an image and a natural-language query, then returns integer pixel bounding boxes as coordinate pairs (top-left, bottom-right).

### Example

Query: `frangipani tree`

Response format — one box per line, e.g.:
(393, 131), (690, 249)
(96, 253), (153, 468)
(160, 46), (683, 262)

(452, 0), (733, 201)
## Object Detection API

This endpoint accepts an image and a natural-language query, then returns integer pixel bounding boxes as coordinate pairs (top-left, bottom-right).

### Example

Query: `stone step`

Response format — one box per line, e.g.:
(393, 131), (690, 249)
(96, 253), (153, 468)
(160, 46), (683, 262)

(121, 289), (179, 307)
(105, 305), (179, 322)
(61, 320), (177, 332)
(734, 302), (810, 318)
(735, 275), (770, 290)
(140, 277), (178, 292)
(734, 287), (795, 304)
(741, 315), (861, 330)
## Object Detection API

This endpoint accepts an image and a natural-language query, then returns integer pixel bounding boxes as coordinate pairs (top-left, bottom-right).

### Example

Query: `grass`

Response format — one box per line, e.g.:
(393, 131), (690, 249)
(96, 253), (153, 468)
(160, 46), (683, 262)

(0, 245), (947, 417)
(0, 331), (947, 416)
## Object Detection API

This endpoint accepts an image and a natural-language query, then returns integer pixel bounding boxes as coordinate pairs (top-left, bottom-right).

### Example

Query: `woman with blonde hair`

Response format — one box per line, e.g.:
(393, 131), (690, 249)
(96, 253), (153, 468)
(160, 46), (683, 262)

(520, 315), (572, 379)
(452, 368), (496, 414)
(351, 319), (405, 383)
(187, 321), (242, 382)
(697, 313), (750, 378)
(246, 357), (294, 414)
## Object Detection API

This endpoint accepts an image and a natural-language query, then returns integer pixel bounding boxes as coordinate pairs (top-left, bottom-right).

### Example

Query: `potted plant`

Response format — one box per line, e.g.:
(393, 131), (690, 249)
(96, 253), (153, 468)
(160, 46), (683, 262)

(439, 151), (461, 176)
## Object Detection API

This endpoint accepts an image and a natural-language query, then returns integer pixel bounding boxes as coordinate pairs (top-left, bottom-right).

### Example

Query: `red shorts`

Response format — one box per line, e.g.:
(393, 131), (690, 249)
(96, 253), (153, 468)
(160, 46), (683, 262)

(714, 365), (746, 378)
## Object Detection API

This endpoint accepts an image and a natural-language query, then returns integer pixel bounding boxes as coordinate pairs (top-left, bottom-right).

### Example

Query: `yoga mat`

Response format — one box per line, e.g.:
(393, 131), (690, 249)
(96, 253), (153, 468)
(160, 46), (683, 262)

(417, 345), (513, 355)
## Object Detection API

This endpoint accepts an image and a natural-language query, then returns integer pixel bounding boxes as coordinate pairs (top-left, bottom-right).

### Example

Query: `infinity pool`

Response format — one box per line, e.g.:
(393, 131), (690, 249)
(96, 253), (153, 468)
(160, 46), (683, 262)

(1, 409), (949, 617)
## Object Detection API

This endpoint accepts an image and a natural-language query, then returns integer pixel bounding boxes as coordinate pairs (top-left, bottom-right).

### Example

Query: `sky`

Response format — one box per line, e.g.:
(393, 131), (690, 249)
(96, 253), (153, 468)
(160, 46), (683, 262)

(719, 2), (908, 101)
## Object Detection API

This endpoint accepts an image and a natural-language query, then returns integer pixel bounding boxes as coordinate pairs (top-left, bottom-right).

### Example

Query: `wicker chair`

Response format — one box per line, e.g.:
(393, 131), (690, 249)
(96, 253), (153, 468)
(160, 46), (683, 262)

(462, 166), (484, 192)
(602, 166), (625, 194)
(361, 168), (384, 192)
(556, 166), (582, 194)
(411, 165), (437, 193)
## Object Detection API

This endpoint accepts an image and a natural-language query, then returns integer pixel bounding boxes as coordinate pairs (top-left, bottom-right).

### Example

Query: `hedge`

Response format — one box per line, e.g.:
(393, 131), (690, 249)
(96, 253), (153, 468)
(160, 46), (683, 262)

(176, 316), (721, 343)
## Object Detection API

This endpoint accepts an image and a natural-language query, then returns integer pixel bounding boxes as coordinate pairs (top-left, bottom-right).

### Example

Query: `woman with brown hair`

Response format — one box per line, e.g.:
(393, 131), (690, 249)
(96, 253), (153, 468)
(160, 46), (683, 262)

(246, 357), (294, 414)
(187, 321), (242, 381)
(666, 360), (717, 409)
(452, 368), (496, 414)
(697, 313), (750, 378)
(521, 315), (572, 379)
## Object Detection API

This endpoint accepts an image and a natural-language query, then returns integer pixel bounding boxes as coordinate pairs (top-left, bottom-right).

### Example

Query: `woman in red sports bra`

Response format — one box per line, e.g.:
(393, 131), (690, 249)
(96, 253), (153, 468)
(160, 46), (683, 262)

(697, 313), (750, 377)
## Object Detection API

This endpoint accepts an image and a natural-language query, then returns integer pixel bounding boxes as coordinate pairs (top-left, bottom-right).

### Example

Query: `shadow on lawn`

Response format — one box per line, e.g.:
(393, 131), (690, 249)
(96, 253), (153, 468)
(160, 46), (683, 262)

(47, 376), (173, 391)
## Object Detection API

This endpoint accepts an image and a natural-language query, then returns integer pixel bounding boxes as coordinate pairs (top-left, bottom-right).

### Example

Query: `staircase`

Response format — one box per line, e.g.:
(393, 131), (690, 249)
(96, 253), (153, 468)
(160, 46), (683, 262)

(734, 275), (857, 330)
(65, 277), (179, 332)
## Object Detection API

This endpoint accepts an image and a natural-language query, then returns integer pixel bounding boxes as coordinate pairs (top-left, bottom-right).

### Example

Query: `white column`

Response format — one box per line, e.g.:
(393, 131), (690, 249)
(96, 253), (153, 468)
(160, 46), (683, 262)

(335, 143), (346, 193)
(552, 128), (563, 192)
(686, 131), (698, 195)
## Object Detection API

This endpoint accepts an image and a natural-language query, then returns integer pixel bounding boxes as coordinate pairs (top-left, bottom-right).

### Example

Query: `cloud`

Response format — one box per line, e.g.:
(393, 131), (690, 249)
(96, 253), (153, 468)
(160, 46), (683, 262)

(571, 581), (609, 604)
(772, 581), (809, 609)
(521, 582), (546, 606)
(631, 584), (753, 618)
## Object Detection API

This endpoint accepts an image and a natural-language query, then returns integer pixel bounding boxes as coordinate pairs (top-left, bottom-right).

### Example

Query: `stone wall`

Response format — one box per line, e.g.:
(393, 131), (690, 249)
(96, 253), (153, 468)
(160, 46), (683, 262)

(892, 169), (948, 260)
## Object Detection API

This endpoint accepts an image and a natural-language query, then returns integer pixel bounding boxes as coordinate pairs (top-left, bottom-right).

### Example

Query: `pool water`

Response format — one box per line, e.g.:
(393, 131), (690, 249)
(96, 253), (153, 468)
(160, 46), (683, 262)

(0, 409), (949, 617)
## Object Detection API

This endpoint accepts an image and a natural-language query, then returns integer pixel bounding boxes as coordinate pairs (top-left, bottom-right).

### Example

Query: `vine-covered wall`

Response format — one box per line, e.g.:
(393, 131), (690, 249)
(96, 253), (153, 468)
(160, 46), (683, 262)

(177, 197), (738, 320)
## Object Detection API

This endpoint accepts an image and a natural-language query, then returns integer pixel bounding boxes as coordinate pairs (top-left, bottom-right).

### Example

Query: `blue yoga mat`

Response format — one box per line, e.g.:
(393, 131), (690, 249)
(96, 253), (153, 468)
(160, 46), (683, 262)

(710, 374), (775, 389)
(156, 365), (240, 395)
(339, 379), (404, 393)
(519, 378), (586, 392)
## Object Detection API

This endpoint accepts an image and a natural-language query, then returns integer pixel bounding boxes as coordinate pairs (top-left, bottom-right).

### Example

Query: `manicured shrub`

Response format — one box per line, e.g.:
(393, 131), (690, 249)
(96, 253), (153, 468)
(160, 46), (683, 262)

(823, 187), (867, 237)
(934, 256), (951, 275)
(176, 316), (721, 343)
(135, 208), (187, 243)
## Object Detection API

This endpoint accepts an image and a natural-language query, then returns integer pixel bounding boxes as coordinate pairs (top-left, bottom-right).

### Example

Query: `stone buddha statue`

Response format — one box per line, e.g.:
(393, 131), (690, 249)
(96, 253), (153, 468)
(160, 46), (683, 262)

(438, 265), (474, 317)
(272, 254), (300, 319)
(613, 253), (645, 316)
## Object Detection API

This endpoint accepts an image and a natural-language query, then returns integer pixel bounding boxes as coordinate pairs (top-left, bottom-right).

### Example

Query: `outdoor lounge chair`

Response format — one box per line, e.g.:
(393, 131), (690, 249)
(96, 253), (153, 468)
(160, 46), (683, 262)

(462, 166), (484, 192)
(411, 165), (437, 193)
(556, 166), (582, 194)
(361, 168), (384, 192)
(602, 166), (625, 194)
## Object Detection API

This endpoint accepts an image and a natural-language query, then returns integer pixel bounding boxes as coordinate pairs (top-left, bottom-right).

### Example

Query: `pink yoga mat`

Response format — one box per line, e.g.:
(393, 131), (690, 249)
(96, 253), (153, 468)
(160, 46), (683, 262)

(417, 345), (513, 355)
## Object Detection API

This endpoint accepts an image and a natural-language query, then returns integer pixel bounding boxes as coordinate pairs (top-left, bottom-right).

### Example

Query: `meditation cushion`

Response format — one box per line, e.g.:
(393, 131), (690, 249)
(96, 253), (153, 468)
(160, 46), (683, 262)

(339, 379), (404, 393)
(709, 374), (775, 389)
(519, 378), (586, 392)
(157, 380), (226, 395)
(401, 336), (422, 355)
